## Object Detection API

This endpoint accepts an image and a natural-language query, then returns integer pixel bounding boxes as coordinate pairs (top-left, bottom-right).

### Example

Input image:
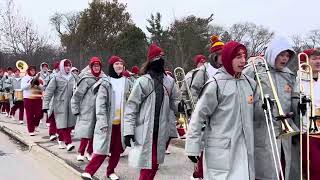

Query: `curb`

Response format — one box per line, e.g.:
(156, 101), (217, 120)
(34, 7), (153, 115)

(0, 124), (82, 178)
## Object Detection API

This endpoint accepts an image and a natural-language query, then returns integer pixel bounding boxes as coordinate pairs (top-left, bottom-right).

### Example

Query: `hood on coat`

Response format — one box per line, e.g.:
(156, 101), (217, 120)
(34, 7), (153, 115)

(40, 62), (49, 72)
(59, 59), (72, 80)
(265, 36), (295, 69)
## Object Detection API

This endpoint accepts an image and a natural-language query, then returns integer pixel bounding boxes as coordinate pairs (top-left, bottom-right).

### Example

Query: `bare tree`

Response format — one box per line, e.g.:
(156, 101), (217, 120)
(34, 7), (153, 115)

(0, 0), (46, 61)
(306, 29), (320, 48)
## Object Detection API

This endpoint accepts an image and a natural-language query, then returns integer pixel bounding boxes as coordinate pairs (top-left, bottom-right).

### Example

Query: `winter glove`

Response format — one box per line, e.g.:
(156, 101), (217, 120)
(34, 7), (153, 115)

(74, 113), (80, 116)
(124, 135), (135, 147)
(178, 100), (186, 113)
(262, 95), (274, 110)
(188, 156), (200, 163)
(5, 87), (10, 92)
(42, 109), (48, 113)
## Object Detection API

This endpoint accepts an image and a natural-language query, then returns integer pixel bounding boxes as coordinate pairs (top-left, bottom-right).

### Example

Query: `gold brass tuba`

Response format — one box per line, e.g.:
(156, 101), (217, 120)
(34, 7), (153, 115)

(16, 60), (28, 77)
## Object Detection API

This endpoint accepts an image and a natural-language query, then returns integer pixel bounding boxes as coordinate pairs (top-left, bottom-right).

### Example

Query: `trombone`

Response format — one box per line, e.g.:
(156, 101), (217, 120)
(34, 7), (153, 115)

(298, 52), (316, 180)
(250, 56), (299, 180)
(174, 67), (195, 130)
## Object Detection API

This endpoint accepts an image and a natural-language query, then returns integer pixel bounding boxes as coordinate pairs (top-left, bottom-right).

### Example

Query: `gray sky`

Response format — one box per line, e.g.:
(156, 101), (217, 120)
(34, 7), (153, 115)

(4, 0), (320, 44)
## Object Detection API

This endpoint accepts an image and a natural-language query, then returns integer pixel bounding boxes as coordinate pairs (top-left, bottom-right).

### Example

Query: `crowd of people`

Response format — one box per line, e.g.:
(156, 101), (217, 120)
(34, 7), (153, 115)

(0, 34), (319, 180)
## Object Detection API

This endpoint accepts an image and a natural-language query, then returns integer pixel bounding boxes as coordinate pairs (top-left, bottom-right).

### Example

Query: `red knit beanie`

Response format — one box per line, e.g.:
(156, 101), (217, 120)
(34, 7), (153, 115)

(89, 57), (102, 77)
(193, 55), (207, 66)
(131, 66), (139, 74)
(13, 68), (20, 73)
(108, 56), (124, 65)
(300, 49), (320, 62)
(210, 35), (224, 53)
(53, 61), (60, 70)
(222, 41), (247, 76)
(147, 43), (164, 61)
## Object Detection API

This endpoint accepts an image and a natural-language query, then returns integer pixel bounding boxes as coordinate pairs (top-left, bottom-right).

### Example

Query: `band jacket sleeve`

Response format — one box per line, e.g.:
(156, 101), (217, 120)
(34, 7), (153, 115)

(169, 78), (181, 114)
(190, 67), (208, 104)
(95, 80), (112, 130)
(123, 77), (146, 136)
(43, 76), (57, 110)
(21, 76), (31, 90)
(185, 80), (218, 156)
(71, 78), (89, 115)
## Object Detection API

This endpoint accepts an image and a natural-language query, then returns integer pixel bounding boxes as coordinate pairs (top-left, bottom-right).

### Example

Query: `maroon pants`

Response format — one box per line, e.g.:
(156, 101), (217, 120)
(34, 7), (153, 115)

(193, 152), (204, 178)
(10, 101), (24, 120)
(85, 125), (123, 176)
(139, 136), (159, 180)
(78, 138), (93, 156)
(2, 101), (10, 114)
(57, 127), (73, 145)
(302, 134), (320, 180)
(24, 98), (43, 133)
(48, 113), (57, 136)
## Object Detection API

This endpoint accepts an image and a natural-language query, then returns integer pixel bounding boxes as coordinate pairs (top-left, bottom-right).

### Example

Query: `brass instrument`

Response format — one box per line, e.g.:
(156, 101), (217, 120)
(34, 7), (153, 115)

(16, 60), (28, 77)
(30, 72), (43, 98)
(174, 67), (194, 130)
(14, 89), (23, 101)
(298, 52), (317, 180)
(250, 56), (300, 180)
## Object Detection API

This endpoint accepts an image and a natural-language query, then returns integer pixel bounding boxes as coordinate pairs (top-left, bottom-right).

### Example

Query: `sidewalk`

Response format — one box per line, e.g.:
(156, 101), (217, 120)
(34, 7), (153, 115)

(0, 114), (193, 180)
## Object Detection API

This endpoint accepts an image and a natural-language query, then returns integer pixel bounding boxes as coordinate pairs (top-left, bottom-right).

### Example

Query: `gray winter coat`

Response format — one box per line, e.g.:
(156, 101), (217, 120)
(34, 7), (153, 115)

(12, 77), (21, 89)
(71, 71), (106, 138)
(2, 75), (13, 92)
(243, 36), (299, 180)
(43, 73), (76, 129)
(123, 74), (181, 169)
(190, 63), (218, 103)
(93, 77), (132, 155)
(186, 68), (258, 180)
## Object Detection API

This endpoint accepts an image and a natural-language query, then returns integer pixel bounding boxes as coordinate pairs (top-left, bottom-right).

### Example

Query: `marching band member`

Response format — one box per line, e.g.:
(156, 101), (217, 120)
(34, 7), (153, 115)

(186, 41), (257, 180)
(123, 43), (181, 180)
(190, 35), (224, 104)
(44, 61), (60, 141)
(0, 68), (4, 114)
(39, 62), (50, 89)
(243, 36), (298, 180)
(187, 35), (225, 180)
(164, 70), (179, 154)
(131, 65), (140, 80)
(71, 57), (106, 161)
(81, 56), (133, 180)
(43, 59), (76, 151)
(298, 49), (320, 180)
(2, 67), (14, 117)
(9, 69), (24, 123)
(21, 65), (44, 136)
(71, 67), (80, 76)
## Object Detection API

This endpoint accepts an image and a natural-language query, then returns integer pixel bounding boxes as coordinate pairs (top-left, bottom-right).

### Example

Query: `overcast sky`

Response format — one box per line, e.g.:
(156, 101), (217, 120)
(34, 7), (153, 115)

(3, 0), (320, 44)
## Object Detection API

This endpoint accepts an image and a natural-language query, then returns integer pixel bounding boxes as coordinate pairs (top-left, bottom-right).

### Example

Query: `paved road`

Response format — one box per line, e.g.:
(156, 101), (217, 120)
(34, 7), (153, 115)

(0, 114), (194, 180)
(0, 131), (81, 180)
